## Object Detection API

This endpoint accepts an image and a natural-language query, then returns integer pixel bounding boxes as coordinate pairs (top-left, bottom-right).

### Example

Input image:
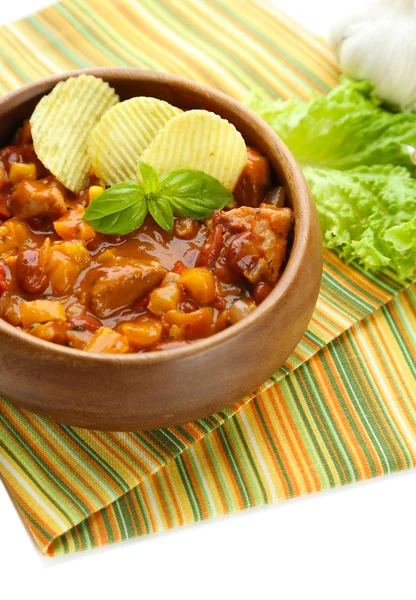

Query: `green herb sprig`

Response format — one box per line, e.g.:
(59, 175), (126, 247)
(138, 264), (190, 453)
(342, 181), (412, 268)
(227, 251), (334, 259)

(83, 161), (233, 235)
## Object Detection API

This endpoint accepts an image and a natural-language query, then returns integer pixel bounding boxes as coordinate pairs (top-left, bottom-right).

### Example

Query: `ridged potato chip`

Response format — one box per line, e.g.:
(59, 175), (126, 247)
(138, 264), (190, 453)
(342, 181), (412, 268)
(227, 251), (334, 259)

(89, 97), (183, 187)
(139, 110), (247, 190)
(30, 75), (119, 192)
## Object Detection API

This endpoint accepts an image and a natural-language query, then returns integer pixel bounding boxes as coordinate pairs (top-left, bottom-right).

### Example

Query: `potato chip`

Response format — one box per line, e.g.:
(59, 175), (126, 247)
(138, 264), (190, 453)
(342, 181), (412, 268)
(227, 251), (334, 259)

(139, 110), (247, 190)
(30, 75), (119, 193)
(89, 97), (183, 187)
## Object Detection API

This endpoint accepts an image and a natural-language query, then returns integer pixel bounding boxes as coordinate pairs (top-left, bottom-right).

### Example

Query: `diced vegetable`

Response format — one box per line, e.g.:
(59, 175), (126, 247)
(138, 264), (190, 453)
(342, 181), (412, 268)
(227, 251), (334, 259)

(214, 309), (232, 333)
(163, 307), (213, 339)
(178, 267), (215, 305)
(84, 326), (130, 353)
(117, 316), (163, 349)
(20, 300), (66, 328)
(2, 296), (22, 326)
(229, 298), (256, 324)
(54, 205), (96, 242)
(28, 321), (69, 344)
(48, 241), (91, 295)
(0, 219), (32, 257)
(9, 162), (37, 185)
(148, 282), (180, 316)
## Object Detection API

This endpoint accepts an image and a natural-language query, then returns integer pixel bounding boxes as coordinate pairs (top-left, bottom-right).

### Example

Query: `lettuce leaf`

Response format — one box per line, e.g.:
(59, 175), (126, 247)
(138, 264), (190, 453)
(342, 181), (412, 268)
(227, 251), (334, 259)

(304, 165), (416, 279)
(245, 80), (416, 174)
(245, 79), (416, 281)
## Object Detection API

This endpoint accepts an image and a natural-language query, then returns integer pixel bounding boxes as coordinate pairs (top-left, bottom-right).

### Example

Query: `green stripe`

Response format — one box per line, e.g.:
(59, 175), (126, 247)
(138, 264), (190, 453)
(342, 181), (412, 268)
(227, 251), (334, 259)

(175, 454), (203, 521)
(0, 433), (75, 525)
(216, 425), (253, 506)
(341, 330), (411, 471)
(59, 425), (130, 493)
(285, 376), (336, 487)
(0, 412), (91, 518)
(229, 414), (269, 503)
(382, 301), (416, 378)
(301, 363), (357, 485)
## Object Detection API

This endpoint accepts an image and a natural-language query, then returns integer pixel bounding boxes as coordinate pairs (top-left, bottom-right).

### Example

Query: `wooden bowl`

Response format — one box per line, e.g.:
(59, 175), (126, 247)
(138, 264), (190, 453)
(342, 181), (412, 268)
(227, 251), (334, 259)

(0, 68), (322, 431)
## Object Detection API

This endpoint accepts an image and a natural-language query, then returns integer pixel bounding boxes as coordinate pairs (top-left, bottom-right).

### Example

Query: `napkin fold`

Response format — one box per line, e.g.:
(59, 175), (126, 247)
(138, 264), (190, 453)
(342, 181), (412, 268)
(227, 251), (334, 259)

(0, 0), (415, 556)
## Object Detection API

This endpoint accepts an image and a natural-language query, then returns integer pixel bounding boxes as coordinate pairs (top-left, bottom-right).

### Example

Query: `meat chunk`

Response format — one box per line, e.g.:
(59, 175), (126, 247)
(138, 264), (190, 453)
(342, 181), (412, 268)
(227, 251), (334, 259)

(87, 258), (167, 319)
(10, 176), (67, 220)
(233, 147), (273, 208)
(210, 204), (293, 285)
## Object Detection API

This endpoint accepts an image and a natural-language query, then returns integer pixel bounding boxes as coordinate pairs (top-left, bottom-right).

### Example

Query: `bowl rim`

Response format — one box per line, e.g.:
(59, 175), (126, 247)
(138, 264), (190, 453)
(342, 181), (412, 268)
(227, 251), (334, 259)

(0, 67), (312, 364)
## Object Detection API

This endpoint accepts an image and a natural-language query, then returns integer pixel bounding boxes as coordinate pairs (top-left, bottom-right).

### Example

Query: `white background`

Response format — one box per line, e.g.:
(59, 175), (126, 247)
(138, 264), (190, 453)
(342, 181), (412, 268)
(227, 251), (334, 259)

(0, 1), (415, 599)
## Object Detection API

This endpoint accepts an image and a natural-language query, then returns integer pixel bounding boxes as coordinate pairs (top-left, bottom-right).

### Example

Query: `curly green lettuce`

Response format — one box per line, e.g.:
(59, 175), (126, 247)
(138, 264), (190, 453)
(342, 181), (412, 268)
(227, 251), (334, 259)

(245, 80), (416, 281)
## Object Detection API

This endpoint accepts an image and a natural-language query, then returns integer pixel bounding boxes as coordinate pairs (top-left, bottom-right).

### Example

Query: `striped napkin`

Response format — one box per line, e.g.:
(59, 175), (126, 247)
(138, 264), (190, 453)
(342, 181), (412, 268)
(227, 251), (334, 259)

(0, 0), (415, 556)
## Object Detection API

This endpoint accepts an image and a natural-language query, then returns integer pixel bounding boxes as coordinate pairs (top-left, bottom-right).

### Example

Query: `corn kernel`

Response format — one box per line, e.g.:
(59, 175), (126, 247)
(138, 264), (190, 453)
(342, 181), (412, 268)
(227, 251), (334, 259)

(88, 185), (104, 203)
(9, 162), (37, 185)
(96, 249), (117, 263)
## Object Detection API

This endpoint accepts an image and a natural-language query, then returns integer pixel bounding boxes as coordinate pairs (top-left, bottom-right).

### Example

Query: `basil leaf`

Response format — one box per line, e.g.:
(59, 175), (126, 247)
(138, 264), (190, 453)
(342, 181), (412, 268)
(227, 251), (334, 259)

(148, 196), (174, 232)
(84, 165), (235, 236)
(159, 169), (233, 218)
(137, 161), (160, 195)
(88, 200), (148, 235)
(84, 181), (144, 220)
(84, 182), (148, 235)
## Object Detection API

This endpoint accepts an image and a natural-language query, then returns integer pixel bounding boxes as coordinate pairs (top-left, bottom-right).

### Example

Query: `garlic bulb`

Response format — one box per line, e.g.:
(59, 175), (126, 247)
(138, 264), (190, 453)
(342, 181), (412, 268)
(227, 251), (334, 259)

(329, 0), (416, 110)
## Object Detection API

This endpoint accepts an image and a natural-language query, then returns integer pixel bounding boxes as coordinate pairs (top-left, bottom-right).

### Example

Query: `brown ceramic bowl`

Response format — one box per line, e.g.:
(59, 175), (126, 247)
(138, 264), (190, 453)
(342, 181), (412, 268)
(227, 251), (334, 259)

(0, 67), (322, 431)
